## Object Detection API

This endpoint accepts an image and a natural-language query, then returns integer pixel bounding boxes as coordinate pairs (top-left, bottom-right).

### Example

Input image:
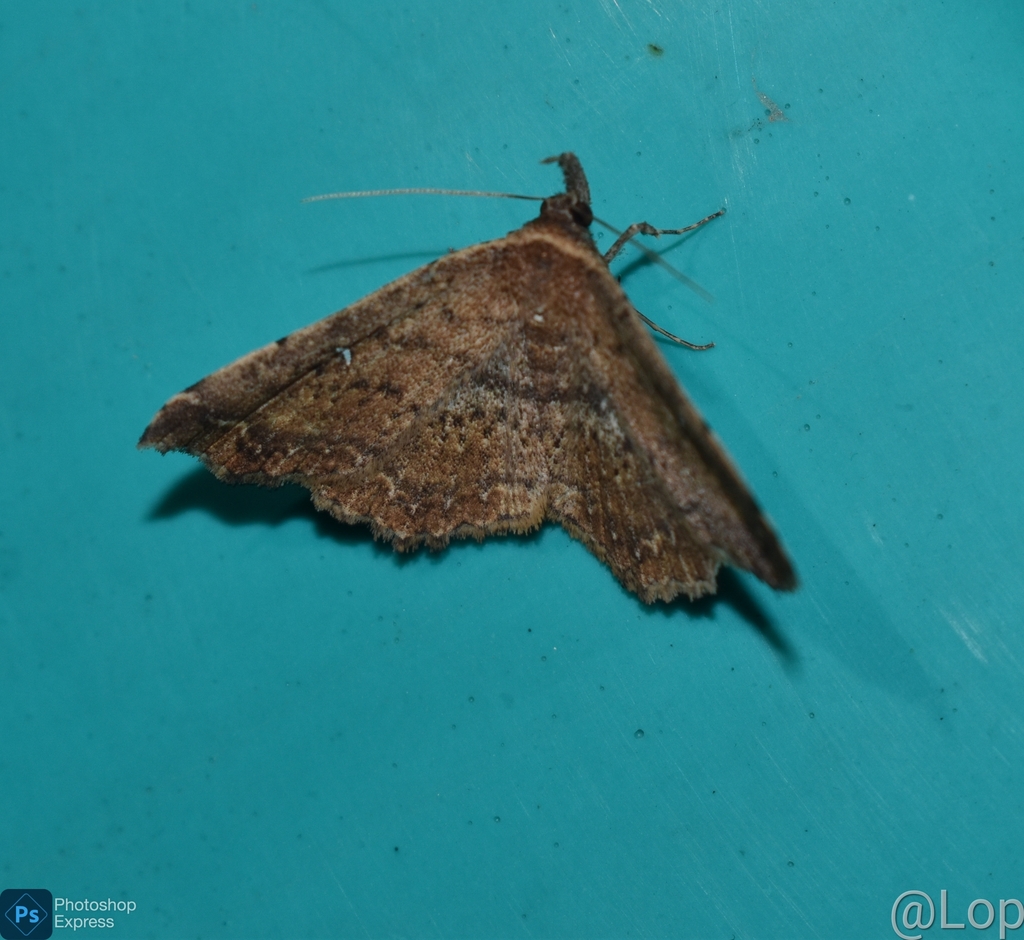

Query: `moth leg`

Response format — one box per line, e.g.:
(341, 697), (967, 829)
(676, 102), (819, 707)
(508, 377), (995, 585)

(602, 209), (726, 264)
(632, 307), (713, 351)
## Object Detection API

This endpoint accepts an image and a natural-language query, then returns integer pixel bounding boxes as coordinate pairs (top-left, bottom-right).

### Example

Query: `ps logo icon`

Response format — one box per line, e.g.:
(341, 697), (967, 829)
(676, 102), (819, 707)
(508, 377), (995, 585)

(0, 890), (52, 939)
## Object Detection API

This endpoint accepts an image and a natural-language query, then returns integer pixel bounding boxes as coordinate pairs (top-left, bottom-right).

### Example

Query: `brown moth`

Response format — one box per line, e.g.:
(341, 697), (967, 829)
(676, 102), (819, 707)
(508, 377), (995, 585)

(140, 153), (796, 602)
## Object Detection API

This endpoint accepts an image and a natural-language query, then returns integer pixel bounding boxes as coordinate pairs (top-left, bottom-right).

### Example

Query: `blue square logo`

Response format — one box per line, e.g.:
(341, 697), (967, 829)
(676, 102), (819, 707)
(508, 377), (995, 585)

(0, 891), (52, 940)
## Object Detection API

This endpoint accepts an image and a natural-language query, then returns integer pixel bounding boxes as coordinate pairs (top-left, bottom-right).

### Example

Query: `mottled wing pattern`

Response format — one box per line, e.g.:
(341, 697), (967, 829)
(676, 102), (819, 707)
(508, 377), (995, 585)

(140, 247), (513, 459)
(142, 239), (558, 543)
(488, 231), (763, 601)
(141, 221), (793, 601)
(525, 230), (796, 596)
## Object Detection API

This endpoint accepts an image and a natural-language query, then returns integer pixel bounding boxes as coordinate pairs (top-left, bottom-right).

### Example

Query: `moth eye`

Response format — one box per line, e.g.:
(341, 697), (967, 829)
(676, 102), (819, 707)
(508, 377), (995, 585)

(571, 203), (593, 227)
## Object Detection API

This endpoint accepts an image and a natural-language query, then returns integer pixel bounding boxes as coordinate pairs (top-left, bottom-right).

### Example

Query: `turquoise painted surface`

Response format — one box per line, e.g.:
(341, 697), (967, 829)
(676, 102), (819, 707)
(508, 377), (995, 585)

(2, 2), (1022, 937)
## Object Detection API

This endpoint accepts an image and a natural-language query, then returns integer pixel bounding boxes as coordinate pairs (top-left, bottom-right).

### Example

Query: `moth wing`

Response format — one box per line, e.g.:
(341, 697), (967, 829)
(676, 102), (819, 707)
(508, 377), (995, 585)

(528, 230), (796, 595)
(140, 238), (520, 461)
(140, 223), (795, 601)
(542, 388), (725, 602)
(140, 238), (563, 546)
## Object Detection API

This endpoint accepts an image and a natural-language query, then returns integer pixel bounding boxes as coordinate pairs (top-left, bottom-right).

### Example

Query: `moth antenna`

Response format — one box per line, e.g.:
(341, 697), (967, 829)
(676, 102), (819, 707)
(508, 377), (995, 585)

(304, 181), (718, 348)
(303, 188), (544, 204)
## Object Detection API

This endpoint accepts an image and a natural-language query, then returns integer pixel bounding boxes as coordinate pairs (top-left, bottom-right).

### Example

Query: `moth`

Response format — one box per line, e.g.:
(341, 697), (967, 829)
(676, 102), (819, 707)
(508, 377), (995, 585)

(140, 153), (796, 602)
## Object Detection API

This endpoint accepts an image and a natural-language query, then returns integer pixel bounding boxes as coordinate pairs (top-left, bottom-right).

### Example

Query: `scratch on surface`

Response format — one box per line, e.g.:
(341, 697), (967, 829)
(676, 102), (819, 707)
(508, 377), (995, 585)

(90, 226), (104, 298)
(174, 252), (209, 307)
(598, 0), (638, 39)
(725, 8), (744, 97)
(322, 860), (372, 938)
(939, 604), (988, 663)
(808, 593), (832, 627)
(547, 25), (574, 70)
(865, 517), (884, 546)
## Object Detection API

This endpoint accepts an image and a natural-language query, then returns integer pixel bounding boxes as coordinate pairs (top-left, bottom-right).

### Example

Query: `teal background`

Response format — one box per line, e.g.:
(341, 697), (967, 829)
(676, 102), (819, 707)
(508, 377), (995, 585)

(2, 2), (1022, 937)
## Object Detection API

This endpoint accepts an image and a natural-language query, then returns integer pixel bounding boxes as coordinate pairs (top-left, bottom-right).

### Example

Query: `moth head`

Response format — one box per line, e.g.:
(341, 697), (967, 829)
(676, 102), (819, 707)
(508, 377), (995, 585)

(539, 152), (594, 229)
(539, 192), (594, 229)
